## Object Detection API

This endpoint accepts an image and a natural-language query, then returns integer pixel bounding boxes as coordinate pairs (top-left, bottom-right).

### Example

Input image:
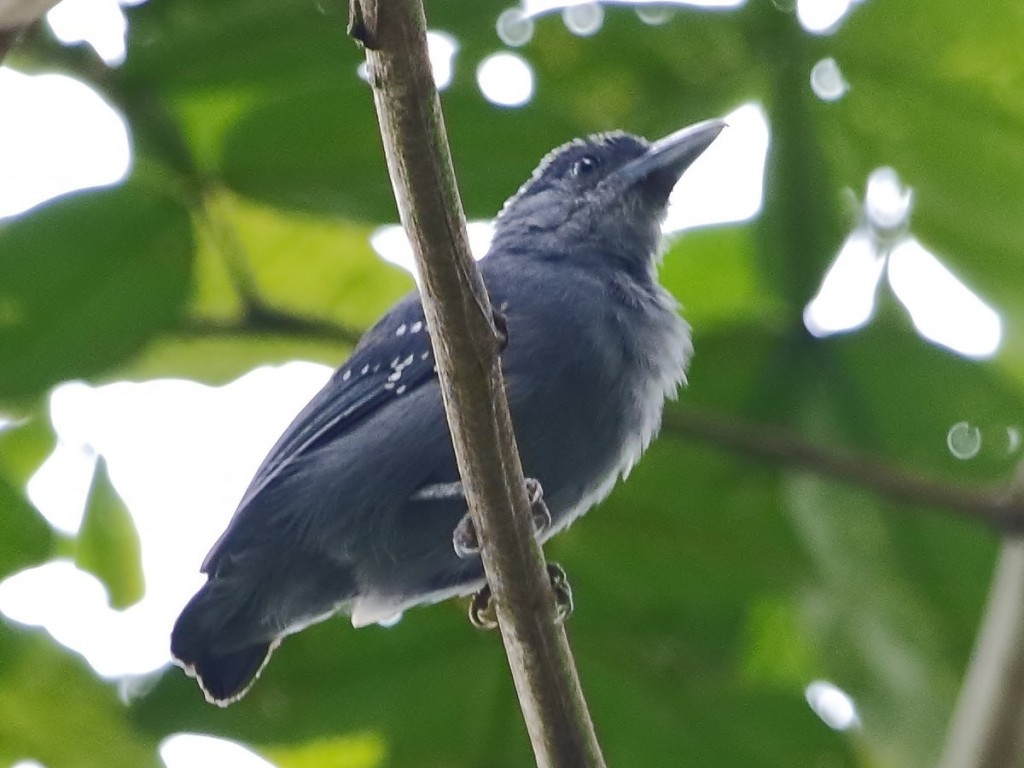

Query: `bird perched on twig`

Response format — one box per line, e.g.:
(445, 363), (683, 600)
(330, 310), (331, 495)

(171, 118), (725, 705)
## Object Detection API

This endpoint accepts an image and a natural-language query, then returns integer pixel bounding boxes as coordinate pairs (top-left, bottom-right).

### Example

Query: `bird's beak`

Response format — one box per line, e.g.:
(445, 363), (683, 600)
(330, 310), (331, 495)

(609, 118), (726, 197)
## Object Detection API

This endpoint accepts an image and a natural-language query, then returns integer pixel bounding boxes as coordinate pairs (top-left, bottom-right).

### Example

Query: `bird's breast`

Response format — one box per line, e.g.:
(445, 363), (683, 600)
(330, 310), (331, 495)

(505, 272), (691, 536)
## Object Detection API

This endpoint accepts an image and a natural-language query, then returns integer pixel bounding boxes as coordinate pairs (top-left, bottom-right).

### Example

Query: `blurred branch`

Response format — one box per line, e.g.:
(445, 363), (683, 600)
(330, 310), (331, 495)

(348, 1), (606, 767)
(182, 307), (362, 346)
(190, 194), (370, 345)
(663, 406), (1024, 530)
(199, 192), (266, 311)
(0, 0), (59, 64)
(0, 26), (22, 62)
(939, 507), (1024, 768)
(0, 0), (59, 29)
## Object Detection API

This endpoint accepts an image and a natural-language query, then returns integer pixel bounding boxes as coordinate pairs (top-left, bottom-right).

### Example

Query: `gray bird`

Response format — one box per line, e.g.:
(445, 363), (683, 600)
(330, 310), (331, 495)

(171, 118), (725, 705)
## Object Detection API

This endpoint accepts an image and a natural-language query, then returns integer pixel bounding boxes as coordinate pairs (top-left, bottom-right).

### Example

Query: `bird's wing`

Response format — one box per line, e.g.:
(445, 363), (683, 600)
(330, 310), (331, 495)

(202, 293), (440, 573)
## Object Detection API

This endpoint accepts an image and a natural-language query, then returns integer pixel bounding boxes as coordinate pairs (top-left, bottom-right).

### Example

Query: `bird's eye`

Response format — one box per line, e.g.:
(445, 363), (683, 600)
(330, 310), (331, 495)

(571, 155), (600, 177)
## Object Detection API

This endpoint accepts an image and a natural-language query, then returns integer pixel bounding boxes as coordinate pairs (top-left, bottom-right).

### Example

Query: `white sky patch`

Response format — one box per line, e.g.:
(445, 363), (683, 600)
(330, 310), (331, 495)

(805, 164), (1002, 360)
(796, 0), (858, 34)
(359, 29), (457, 90)
(0, 366), (332, 678)
(804, 229), (885, 337)
(522, 0), (745, 15)
(427, 30), (458, 90)
(562, 2), (605, 36)
(664, 102), (768, 232)
(810, 57), (849, 102)
(805, 679), (861, 731)
(371, 220), (495, 280)
(160, 734), (275, 768)
(26, 438), (96, 535)
(477, 52), (535, 107)
(0, 69), (131, 219)
(865, 166), (913, 234)
(0, 560), (176, 677)
(947, 421), (982, 460)
(47, 0), (127, 65)
(496, 6), (535, 46)
(888, 239), (1002, 359)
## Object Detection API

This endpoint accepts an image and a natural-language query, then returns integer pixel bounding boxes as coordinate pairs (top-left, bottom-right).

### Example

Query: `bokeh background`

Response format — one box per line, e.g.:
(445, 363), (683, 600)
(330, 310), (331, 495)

(1, 0), (1023, 766)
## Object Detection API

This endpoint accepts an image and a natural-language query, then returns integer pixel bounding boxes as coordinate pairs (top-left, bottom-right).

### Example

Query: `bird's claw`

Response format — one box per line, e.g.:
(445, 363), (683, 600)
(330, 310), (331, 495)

(467, 562), (573, 631)
(469, 584), (498, 630)
(547, 562), (574, 624)
(452, 513), (479, 559)
(452, 478), (549, 559)
(525, 478), (551, 538)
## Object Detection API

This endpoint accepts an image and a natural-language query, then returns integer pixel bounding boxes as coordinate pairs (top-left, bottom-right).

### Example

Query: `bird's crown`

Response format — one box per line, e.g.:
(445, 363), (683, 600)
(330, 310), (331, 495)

(497, 131), (649, 221)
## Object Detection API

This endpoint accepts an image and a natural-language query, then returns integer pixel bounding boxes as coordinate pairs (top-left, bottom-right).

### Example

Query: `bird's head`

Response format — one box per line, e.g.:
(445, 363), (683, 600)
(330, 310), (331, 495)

(491, 118), (725, 274)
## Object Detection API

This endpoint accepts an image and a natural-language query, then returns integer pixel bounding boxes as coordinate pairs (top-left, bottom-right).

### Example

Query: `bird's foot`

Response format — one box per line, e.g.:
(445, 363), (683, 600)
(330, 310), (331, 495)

(467, 562), (573, 631)
(468, 584), (497, 630)
(453, 478), (550, 559)
(452, 513), (479, 560)
(526, 478), (552, 537)
(546, 562), (574, 624)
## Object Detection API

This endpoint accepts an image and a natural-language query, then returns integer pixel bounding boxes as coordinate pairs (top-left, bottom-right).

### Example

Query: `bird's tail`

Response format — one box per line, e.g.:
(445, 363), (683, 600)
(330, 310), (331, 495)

(170, 579), (278, 707)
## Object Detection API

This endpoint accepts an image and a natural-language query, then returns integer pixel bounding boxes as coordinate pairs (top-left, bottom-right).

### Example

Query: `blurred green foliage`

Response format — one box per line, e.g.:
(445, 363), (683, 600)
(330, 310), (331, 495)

(1, 0), (1022, 766)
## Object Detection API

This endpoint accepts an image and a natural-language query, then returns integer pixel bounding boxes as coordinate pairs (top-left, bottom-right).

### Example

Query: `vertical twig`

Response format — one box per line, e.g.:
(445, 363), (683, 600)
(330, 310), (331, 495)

(347, 1), (607, 767)
(939, 464), (1024, 768)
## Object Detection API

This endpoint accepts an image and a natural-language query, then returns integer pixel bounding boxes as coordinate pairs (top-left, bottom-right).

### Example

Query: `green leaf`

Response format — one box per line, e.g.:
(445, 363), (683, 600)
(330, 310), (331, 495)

(0, 181), (195, 403)
(204, 3), (753, 222)
(261, 734), (386, 768)
(783, 473), (993, 768)
(76, 457), (145, 609)
(121, 193), (412, 383)
(122, 0), (356, 95)
(661, 225), (785, 331)
(0, 414), (54, 578)
(0, 472), (51, 580)
(0, 623), (160, 768)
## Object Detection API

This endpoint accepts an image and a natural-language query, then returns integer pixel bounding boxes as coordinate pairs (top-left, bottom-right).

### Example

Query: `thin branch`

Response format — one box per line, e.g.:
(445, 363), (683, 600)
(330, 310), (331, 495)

(183, 308), (362, 346)
(0, 0), (61, 29)
(663, 406), (1024, 530)
(198, 192), (266, 310)
(938, 463), (1024, 768)
(348, 2), (606, 767)
(0, 0), (62, 64)
(939, 532), (1024, 768)
(0, 27), (22, 63)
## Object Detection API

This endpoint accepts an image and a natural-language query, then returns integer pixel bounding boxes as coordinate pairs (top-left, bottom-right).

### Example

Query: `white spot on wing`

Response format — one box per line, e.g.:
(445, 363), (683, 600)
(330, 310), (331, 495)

(396, 323), (407, 336)
(410, 320), (423, 333)
(342, 369), (351, 381)
(396, 385), (407, 394)
(360, 364), (369, 375)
